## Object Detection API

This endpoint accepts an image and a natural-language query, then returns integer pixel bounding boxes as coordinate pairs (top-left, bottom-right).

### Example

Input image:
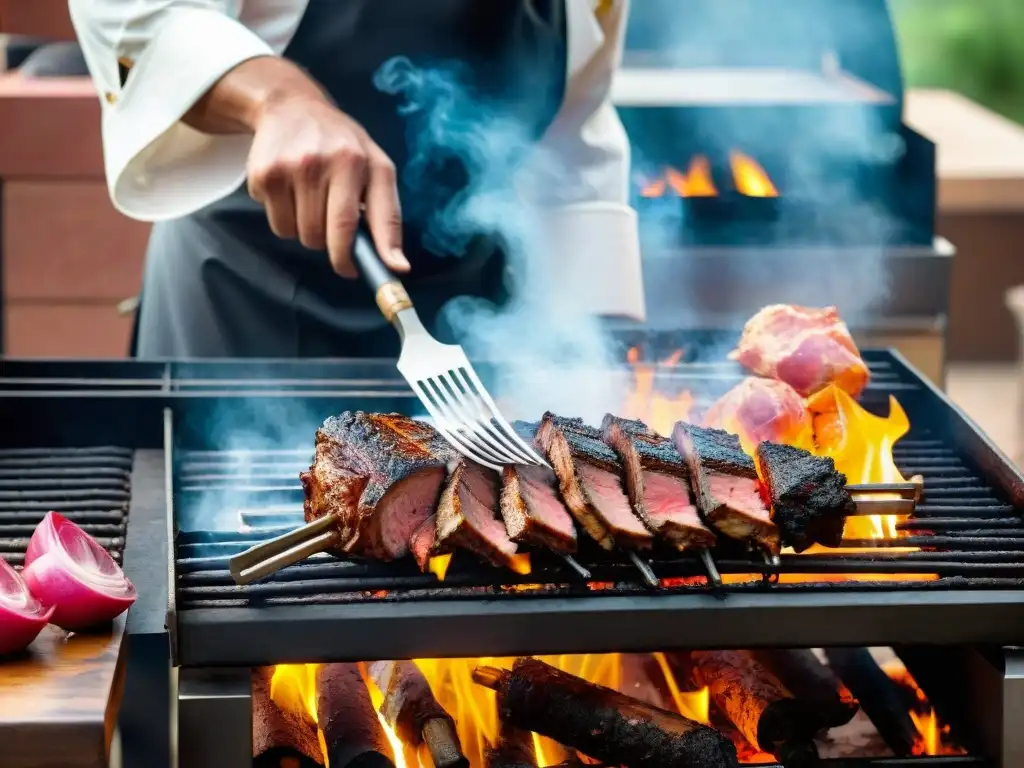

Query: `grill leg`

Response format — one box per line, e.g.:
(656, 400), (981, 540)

(967, 647), (1024, 768)
(177, 668), (252, 768)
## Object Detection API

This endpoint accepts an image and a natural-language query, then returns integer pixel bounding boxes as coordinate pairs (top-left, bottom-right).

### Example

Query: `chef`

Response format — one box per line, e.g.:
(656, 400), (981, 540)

(70, 0), (643, 358)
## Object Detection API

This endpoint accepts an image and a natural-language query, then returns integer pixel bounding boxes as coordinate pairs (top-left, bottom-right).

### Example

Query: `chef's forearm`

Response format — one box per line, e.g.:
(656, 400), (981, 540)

(184, 56), (330, 134)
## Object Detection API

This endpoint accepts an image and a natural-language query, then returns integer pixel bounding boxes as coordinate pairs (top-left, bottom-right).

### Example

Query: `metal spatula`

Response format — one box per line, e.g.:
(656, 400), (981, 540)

(352, 230), (547, 470)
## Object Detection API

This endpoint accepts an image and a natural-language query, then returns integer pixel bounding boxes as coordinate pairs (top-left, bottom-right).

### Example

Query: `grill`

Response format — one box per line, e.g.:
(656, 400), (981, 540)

(0, 446), (133, 566)
(0, 353), (1021, 768)
(163, 350), (1024, 667)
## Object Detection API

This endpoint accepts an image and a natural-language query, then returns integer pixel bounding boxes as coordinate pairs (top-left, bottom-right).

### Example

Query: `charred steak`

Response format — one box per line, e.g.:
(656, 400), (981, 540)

(535, 413), (653, 550)
(755, 441), (853, 551)
(601, 415), (716, 552)
(499, 421), (578, 554)
(434, 458), (524, 571)
(300, 412), (455, 561)
(673, 422), (780, 554)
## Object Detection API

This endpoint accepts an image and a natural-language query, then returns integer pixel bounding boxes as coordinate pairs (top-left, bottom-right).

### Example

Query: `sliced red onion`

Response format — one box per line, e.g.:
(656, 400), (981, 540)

(22, 512), (136, 630)
(0, 557), (53, 654)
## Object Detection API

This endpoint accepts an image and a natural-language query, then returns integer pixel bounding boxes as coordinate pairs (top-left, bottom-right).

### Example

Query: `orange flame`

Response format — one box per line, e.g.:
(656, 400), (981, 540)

(880, 659), (967, 757)
(730, 151), (778, 198)
(621, 347), (694, 436)
(638, 156), (718, 199)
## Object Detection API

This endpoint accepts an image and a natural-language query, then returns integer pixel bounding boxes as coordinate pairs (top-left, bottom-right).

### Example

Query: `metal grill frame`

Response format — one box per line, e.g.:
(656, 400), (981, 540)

(162, 350), (1024, 668)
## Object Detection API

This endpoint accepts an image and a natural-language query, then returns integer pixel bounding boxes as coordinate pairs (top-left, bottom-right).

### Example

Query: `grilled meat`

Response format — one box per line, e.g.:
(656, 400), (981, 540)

(601, 415), (716, 551)
(316, 663), (395, 768)
(703, 377), (811, 449)
(434, 458), (523, 570)
(535, 413), (653, 550)
(730, 304), (870, 398)
(755, 441), (853, 551)
(300, 412), (455, 560)
(368, 660), (468, 768)
(409, 514), (438, 572)
(672, 422), (779, 553)
(480, 657), (739, 768)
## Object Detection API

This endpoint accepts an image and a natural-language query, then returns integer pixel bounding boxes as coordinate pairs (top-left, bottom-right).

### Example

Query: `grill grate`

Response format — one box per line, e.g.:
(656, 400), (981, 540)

(0, 446), (133, 566)
(173, 409), (1024, 611)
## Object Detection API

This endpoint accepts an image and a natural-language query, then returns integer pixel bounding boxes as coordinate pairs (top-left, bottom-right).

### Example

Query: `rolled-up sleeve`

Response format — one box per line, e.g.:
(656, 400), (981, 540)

(69, 0), (278, 221)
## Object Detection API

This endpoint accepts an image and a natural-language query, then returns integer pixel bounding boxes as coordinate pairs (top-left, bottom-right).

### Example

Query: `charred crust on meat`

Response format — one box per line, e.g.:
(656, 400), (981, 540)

(755, 441), (853, 551)
(301, 411), (455, 560)
(675, 423), (757, 478)
(499, 465), (578, 554)
(601, 414), (689, 476)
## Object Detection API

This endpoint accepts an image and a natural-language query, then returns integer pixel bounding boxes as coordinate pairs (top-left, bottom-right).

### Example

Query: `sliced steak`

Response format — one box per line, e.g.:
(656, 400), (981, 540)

(535, 413), (652, 550)
(434, 458), (523, 570)
(673, 422), (779, 553)
(500, 465), (578, 553)
(602, 415), (717, 551)
(409, 514), (438, 572)
(300, 411), (455, 560)
(755, 441), (854, 551)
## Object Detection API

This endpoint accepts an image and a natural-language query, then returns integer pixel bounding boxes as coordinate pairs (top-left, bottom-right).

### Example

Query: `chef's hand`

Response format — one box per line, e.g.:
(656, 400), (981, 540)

(185, 57), (409, 279)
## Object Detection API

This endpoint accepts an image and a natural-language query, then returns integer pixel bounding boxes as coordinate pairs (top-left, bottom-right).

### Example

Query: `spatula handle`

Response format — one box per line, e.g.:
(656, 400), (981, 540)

(353, 226), (413, 324)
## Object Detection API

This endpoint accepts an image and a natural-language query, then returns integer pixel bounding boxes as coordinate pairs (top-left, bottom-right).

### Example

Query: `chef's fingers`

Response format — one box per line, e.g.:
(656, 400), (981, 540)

(249, 165), (298, 240)
(364, 144), (409, 273)
(324, 164), (365, 280)
(293, 155), (330, 251)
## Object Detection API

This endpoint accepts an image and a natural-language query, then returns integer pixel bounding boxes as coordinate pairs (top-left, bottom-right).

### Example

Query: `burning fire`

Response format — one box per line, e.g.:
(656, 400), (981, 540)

(880, 658), (966, 757)
(638, 156), (717, 198)
(622, 354), (917, 554)
(730, 151), (779, 198)
(621, 348), (694, 436)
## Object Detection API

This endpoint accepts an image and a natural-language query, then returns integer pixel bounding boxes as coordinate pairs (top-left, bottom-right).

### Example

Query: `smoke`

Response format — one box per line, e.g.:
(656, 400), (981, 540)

(374, 56), (626, 423)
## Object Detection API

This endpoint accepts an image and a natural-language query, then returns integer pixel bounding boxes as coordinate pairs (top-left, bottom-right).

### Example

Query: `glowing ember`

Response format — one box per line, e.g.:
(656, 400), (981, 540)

(730, 151), (779, 198)
(621, 347), (694, 436)
(880, 659), (967, 757)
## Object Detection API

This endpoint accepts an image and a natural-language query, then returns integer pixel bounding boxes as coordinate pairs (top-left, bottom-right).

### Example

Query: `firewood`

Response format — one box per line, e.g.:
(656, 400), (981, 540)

(251, 667), (324, 767)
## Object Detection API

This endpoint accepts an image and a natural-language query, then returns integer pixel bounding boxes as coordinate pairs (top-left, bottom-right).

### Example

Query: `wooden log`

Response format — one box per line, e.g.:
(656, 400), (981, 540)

(823, 648), (918, 757)
(485, 721), (537, 768)
(749, 649), (859, 727)
(251, 668), (324, 767)
(315, 664), (395, 768)
(368, 660), (468, 768)
(474, 658), (739, 768)
(690, 650), (824, 766)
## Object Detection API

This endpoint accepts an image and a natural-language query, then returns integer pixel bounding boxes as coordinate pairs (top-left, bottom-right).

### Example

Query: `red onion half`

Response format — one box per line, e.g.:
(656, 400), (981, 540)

(0, 557), (53, 654)
(22, 512), (136, 630)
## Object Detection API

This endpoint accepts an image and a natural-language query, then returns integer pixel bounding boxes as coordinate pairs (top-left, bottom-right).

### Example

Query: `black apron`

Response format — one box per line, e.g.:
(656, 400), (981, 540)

(133, 0), (567, 358)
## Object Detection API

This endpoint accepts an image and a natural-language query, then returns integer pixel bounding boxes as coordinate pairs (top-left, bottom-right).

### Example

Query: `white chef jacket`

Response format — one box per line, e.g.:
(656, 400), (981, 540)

(69, 0), (645, 318)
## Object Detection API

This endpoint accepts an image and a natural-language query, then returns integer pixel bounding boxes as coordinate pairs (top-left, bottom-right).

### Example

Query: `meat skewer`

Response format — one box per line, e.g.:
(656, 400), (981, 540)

(252, 667), (324, 767)
(748, 650), (859, 729)
(673, 422), (780, 555)
(316, 663), (396, 768)
(367, 660), (469, 768)
(474, 657), (740, 768)
(231, 412), (455, 584)
(754, 442), (854, 551)
(601, 415), (722, 585)
(690, 651), (828, 766)
(535, 413), (660, 586)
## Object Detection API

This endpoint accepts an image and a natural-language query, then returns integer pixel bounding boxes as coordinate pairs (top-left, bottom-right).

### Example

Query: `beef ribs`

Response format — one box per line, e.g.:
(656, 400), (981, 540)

(601, 415), (716, 552)
(434, 458), (524, 571)
(672, 422), (780, 553)
(535, 413), (653, 550)
(300, 412), (456, 560)
(755, 441), (853, 551)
